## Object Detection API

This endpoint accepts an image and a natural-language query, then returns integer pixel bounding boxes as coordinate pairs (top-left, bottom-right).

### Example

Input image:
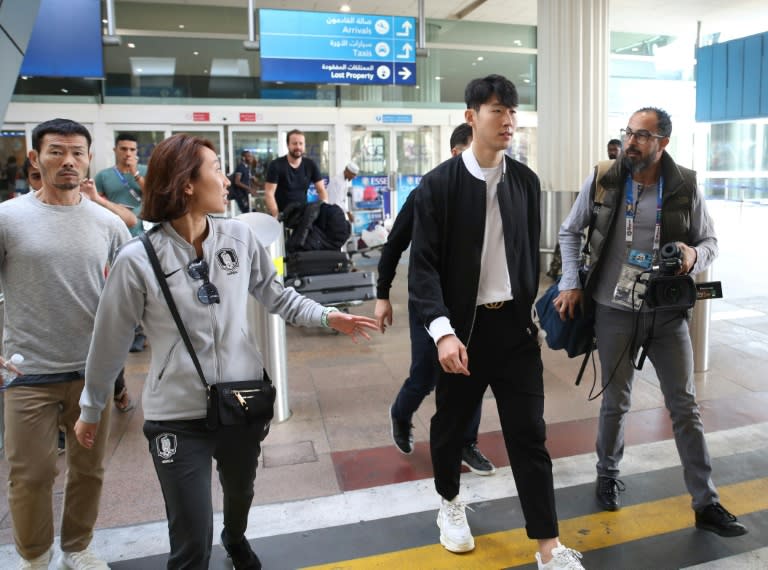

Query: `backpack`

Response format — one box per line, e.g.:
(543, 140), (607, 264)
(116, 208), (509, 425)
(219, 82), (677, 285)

(285, 202), (350, 253)
(226, 172), (238, 199)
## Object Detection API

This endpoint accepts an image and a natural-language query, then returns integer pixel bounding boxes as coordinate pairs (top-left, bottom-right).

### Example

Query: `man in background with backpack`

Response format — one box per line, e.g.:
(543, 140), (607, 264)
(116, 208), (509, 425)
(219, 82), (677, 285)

(229, 149), (254, 214)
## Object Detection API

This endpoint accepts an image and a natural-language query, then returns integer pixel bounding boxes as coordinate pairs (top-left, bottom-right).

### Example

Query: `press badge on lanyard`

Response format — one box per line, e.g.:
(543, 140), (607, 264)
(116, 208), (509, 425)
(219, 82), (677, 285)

(612, 177), (663, 310)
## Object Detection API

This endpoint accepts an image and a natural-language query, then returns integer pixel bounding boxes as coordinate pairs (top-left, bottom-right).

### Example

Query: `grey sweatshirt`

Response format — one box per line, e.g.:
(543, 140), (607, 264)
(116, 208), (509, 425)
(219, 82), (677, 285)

(0, 192), (129, 377)
(80, 217), (326, 423)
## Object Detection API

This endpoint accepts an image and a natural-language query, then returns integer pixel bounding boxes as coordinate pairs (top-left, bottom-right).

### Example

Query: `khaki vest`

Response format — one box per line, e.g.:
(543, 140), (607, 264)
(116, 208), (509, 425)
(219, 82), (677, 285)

(582, 154), (696, 295)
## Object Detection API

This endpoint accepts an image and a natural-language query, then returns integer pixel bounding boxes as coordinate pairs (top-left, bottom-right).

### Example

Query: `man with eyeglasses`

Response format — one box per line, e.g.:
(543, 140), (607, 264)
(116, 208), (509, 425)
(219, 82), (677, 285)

(554, 107), (746, 538)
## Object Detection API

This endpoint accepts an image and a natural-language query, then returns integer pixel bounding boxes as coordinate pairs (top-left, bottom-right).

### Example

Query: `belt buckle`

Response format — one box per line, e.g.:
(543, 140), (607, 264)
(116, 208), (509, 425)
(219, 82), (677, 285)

(482, 301), (505, 310)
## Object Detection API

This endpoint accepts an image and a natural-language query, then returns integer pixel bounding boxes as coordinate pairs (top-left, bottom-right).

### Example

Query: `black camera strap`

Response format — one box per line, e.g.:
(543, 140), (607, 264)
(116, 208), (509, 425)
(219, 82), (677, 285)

(632, 311), (656, 370)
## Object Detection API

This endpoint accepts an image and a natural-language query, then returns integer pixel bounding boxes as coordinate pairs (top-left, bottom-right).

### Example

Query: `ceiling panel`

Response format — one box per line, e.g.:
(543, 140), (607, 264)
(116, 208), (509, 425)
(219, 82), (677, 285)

(115, 0), (768, 37)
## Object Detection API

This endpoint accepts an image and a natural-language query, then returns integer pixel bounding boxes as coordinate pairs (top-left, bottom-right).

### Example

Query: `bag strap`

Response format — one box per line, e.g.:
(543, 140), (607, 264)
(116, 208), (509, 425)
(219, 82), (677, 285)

(582, 159), (615, 257)
(140, 232), (209, 391)
(575, 341), (596, 386)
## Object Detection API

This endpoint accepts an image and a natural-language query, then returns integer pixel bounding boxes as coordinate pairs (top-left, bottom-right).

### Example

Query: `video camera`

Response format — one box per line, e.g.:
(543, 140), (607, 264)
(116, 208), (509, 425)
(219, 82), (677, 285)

(642, 242), (699, 310)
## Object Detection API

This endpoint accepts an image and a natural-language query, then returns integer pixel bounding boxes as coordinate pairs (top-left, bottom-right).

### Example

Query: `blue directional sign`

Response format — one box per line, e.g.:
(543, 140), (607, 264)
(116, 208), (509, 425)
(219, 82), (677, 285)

(259, 9), (417, 86)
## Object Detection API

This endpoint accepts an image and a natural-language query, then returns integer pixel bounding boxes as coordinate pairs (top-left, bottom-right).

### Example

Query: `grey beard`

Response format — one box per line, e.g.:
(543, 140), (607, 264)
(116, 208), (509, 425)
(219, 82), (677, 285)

(622, 154), (652, 175)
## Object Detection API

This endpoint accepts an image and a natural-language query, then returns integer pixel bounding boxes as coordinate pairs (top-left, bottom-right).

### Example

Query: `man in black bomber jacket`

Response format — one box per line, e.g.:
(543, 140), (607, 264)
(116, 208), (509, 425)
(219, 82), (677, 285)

(408, 75), (583, 570)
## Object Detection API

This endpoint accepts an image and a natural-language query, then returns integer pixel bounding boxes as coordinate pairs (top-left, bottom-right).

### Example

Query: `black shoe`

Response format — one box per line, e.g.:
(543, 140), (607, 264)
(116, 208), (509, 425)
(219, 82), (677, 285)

(129, 333), (146, 353)
(461, 443), (496, 475)
(389, 405), (414, 455)
(596, 476), (625, 511)
(695, 503), (748, 537)
(221, 529), (262, 570)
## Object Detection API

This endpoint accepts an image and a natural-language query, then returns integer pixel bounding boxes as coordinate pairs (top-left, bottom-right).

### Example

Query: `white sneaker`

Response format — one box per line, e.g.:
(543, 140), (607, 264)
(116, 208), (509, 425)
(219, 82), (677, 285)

(536, 544), (584, 570)
(436, 496), (475, 553)
(18, 549), (52, 570)
(58, 548), (109, 570)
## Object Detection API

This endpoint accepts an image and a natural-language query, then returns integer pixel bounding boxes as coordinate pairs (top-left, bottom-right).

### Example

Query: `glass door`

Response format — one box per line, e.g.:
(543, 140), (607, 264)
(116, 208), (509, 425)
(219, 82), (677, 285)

(0, 128), (28, 200)
(349, 129), (391, 235)
(394, 127), (439, 213)
(228, 128), (279, 213)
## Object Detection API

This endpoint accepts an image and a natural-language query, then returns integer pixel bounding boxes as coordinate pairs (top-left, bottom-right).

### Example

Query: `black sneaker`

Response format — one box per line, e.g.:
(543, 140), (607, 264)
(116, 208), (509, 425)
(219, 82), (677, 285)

(695, 503), (748, 537)
(389, 405), (414, 455)
(461, 443), (496, 475)
(596, 476), (625, 511)
(221, 529), (262, 570)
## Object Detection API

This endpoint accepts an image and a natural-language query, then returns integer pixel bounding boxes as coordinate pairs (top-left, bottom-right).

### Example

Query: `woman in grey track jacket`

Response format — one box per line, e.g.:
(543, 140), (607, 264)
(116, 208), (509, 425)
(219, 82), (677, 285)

(75, 134), (379, 570)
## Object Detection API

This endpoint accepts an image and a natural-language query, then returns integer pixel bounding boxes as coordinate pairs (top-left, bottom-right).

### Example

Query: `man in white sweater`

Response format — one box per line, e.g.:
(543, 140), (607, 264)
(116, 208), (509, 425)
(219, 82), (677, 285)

(0, 118), (130, 570)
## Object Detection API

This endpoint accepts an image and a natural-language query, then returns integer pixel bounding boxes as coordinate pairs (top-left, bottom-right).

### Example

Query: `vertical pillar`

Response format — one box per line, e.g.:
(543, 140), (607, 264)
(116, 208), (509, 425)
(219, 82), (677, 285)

(536, 0), (610, 257)
(416, 23), (442, 104)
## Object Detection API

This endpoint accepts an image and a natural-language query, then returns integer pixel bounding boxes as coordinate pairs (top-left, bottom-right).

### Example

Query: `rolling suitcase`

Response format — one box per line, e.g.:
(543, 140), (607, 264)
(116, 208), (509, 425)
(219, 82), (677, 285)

(288, 271), (376, 304)
(285, 250), (352, 277)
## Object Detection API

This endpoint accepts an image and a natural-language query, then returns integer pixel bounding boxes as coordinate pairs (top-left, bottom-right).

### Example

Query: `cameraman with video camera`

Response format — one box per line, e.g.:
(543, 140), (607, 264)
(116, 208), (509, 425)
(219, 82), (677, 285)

(554, 107), (746, 537)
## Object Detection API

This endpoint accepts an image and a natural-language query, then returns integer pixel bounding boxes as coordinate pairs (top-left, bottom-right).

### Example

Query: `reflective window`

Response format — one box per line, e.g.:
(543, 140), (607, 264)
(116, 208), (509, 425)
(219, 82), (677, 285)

(708, 123), (756, 171)
(351, 130), (390, 176)
(0, 131), (26, 201)
(701, 122), (767, 202)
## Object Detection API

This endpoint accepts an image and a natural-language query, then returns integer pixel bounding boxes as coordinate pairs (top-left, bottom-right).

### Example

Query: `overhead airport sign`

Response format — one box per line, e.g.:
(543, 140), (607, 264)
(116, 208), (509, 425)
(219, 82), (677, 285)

(259, 9), (417, 86)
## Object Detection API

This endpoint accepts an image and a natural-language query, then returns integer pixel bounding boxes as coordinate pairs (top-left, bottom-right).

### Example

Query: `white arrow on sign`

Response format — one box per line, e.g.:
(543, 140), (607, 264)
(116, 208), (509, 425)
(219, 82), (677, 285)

(397, 43), (413, 59)
(396, 21), (413, 36)
(397, 67), (412, 81)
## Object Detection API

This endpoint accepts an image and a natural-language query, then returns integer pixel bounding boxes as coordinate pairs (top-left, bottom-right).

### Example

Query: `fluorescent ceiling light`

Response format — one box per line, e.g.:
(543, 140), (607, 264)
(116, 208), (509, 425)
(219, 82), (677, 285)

(210, 58), (251, 77)
(130, 57), (176, 76)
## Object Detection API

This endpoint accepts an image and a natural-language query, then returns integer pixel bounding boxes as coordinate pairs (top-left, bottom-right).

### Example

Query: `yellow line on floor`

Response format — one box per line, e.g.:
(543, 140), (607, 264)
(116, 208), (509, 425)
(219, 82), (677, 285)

(300, 477), (768, 569)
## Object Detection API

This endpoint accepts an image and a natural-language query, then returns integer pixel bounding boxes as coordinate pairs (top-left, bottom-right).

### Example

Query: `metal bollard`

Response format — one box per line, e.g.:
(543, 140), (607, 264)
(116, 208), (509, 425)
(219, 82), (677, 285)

(690, 265), (713, 372)
(237, 213), (291, 422)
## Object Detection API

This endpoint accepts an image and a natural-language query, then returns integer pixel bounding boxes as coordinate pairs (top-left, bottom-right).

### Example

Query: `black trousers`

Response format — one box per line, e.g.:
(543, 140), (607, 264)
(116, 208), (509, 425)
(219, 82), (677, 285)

(144, 419), (267, 570)
(430, 302), (559, 539)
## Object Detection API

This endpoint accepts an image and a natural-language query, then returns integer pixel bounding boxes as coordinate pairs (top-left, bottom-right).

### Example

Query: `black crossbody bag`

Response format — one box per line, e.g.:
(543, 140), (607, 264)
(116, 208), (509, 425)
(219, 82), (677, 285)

(140, 233), (275, 430)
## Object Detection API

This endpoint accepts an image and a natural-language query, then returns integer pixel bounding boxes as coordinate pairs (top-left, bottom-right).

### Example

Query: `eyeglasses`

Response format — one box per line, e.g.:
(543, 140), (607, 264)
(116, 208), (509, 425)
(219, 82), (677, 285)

(187, 259), (220, 305)
(620, 127), (666, 145)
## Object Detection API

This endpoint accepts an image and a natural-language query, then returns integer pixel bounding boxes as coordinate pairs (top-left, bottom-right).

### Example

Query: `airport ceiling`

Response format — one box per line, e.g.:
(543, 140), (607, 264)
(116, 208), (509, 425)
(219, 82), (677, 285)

(100, 0), (767, 90)
(116, 0), (768, 37)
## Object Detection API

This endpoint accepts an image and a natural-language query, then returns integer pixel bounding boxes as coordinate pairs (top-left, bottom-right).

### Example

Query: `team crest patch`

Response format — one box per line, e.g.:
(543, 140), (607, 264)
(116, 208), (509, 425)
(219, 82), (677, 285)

(155, 433), (177, 461)
(216, 248), (239, 274)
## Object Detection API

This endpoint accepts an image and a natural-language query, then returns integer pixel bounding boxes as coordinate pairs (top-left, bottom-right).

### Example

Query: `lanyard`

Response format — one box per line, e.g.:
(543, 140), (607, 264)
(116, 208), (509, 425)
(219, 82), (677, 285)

(113, 167), (142, 204)
(624, 175), (663, 257)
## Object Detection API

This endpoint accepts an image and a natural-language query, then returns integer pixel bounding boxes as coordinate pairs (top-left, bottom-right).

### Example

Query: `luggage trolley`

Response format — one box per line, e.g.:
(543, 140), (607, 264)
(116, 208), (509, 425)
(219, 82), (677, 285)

(284, 250), (376, 311)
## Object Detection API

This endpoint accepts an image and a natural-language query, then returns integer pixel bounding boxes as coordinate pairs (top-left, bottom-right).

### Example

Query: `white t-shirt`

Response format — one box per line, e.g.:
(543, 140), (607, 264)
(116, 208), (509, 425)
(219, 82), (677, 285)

(326, 172), (350, 213)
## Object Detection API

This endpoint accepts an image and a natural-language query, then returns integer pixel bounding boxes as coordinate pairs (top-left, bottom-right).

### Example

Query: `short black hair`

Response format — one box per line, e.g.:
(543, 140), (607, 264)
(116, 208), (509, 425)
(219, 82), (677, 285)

(464, 74), (518, 111)
(286, 129), (304, 145)
(450, 123), (473, 150)
(20, 157), (33, 179)
(635, 107), (672, 138)
(31, 118), (92, 152)
(607, 139), (622, 147)
(241, 149), (251, 158)
(115, 132), (138, 145)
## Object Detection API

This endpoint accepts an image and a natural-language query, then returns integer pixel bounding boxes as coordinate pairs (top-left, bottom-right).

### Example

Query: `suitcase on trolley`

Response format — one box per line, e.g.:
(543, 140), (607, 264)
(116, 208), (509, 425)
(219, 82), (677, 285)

(288, 271), (376, 304)
(285, 250), (352, 277)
